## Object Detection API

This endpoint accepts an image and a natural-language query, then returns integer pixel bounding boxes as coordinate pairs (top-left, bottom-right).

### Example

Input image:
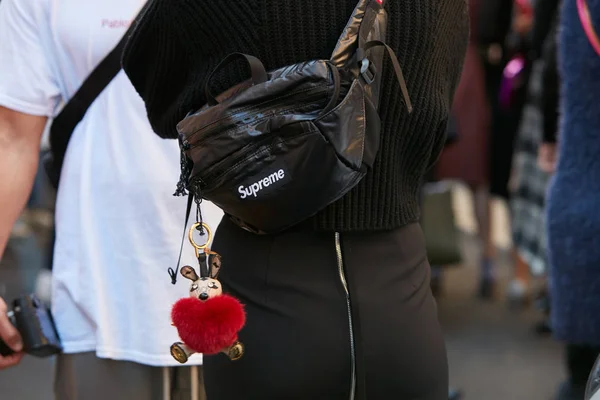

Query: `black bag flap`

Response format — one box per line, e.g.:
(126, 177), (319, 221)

(176, 60), (333, 145)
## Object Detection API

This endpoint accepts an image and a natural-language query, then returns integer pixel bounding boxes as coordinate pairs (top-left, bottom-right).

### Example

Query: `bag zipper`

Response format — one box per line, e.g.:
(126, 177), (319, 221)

(183, 85), (330, 149)
(335, 232), (357, 400)
(189, 128), (319, 195)
(189, 140), (275, 196)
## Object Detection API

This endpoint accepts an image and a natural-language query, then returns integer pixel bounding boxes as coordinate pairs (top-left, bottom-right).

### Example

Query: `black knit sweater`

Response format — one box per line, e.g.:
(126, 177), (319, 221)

(122, 0), (469, 232)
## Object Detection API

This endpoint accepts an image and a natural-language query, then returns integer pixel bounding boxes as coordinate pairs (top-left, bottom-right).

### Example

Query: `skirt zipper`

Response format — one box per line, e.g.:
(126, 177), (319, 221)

(335, 232), (357, 400)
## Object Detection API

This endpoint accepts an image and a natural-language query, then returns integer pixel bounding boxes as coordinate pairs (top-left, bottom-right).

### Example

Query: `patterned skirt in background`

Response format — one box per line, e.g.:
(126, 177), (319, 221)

(510, 60), (552, 277)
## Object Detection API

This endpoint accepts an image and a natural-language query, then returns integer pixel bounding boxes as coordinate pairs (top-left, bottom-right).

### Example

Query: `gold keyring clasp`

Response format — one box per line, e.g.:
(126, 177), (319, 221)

(188, 223), (212, 258)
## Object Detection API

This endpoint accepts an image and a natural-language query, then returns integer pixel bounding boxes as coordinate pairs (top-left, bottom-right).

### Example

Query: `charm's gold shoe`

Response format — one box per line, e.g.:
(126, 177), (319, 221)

(225, 341), (244, 361)
(170, 342), (194, 364)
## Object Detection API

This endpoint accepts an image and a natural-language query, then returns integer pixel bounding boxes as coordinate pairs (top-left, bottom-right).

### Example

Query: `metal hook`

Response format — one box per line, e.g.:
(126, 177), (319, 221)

(188, 222), (212, 258)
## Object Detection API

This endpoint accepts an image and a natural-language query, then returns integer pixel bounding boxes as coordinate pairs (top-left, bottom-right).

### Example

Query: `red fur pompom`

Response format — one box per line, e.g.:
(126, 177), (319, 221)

(171, 295), (246, 355)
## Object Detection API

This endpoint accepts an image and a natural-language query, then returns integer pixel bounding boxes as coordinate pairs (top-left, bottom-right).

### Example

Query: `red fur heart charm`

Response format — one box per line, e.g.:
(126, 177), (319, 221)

(171, 295), (246, 355)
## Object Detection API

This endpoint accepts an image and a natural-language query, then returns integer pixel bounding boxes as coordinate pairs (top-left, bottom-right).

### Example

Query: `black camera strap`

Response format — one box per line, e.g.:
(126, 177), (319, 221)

(168, 194), (195, 285)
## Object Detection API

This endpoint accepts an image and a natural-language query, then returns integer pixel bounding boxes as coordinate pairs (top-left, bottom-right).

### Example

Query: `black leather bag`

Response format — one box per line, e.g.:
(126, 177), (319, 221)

(177, 0), (411, 234)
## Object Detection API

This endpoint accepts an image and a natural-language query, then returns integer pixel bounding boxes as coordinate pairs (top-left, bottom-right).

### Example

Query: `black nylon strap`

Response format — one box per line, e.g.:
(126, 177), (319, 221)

(168, 194), (195, 285)
(47, 4), (147, 180)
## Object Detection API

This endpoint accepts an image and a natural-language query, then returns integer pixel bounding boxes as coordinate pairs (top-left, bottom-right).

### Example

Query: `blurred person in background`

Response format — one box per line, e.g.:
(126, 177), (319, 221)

(437, 0), (535, 301)
(476, 0), (516, 299)
(0, 1), (223, 399)
(480, 0), (532, 208)
(545, 0), (600, 398)
(498, 0), (538, 306)
(435, 0), (492, 299)
(456, 0), (536, 302)
(510, 0), (561, 334)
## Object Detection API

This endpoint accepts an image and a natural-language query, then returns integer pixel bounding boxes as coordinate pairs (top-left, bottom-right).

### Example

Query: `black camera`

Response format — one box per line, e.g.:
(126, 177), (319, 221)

(0, 294), (62, 358)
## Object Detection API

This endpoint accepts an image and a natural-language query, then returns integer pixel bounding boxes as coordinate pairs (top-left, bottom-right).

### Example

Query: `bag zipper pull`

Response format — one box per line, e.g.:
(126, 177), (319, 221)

(174, 139), (192, 197)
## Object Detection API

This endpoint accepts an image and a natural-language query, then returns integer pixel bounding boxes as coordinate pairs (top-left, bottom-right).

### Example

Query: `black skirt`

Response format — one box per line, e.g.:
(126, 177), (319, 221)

(204, 217), (448, 400)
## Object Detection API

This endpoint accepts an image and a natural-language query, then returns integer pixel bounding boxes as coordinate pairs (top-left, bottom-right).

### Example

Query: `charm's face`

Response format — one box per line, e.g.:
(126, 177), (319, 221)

(180, 265), (222, 301)
(190, 277), (222, 301)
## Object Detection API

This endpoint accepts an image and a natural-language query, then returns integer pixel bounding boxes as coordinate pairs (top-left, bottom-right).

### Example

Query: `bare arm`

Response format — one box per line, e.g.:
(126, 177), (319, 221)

(0, 106), (47, 258)
(0, 106), (46, 369)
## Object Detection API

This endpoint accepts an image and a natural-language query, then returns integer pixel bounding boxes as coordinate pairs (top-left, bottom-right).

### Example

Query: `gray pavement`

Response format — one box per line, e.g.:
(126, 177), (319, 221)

(439, 241), (564, 400)
(0, 228), (564, 400)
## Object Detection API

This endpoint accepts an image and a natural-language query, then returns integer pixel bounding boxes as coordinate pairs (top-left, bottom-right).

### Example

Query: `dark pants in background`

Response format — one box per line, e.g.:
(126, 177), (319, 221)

(484, 60), (532, 200)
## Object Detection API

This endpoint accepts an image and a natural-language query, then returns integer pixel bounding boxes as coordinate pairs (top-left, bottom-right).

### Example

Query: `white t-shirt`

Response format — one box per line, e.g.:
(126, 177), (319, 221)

(0, 0), (224, 366)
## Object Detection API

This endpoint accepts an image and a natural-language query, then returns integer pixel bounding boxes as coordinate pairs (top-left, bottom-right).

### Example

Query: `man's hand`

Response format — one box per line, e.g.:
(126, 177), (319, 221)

(0, 297), (23, 370)
(538, 142), (558, 174)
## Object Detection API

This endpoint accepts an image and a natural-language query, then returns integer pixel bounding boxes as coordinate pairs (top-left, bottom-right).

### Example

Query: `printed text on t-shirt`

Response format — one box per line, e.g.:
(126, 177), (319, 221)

(101, 19), (132, 29)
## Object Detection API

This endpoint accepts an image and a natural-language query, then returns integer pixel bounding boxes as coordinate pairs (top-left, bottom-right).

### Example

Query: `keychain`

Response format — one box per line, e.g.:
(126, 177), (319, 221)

(170, 222), (246, 364)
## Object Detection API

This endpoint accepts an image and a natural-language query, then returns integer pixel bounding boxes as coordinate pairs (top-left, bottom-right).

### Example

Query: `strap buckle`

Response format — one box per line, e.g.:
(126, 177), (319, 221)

(360, 58), (377, 84)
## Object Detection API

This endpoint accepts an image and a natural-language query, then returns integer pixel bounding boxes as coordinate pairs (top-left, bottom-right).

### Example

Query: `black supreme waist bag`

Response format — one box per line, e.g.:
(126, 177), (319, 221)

(176, 0), (412, 234)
